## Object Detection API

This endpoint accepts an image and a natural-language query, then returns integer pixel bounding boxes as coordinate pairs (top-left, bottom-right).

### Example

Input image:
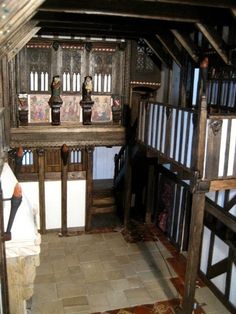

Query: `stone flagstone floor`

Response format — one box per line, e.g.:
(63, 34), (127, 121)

(30, 228), (230, 314)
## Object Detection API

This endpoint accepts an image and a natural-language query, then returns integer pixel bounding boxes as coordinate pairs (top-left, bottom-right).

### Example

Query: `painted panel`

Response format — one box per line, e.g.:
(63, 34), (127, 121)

(91, 95), (112, 122)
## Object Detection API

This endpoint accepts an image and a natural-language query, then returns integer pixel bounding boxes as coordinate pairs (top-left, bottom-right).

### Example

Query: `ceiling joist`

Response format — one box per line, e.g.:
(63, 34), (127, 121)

(171, 29), (199, 63)
(196, 23), (231, 65)
(155, 31), (183, 67)
(144, 38), (172, 68)
(38, 0), (230, 24)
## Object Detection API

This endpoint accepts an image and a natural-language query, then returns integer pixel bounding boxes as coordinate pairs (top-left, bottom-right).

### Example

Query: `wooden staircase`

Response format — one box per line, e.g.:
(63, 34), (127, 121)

(87, 179), (119, 229)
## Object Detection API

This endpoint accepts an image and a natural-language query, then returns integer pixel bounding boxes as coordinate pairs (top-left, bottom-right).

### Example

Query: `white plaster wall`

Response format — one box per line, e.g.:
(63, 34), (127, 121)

(230, 263), (236, 307)
(45, 180), (86, 230)
(1, 163), (38, 243)
(67, 180), (86, 228)
(20, 182), (40, 229)
(45, 181), (61, 230)
(93, 146), (121, 179)
(200, 226), (211, 274)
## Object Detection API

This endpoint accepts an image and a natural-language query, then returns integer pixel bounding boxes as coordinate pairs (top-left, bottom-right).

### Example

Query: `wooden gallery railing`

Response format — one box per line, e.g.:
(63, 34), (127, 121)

(138, 101), (236, 184)
(137, 99), (236, 314)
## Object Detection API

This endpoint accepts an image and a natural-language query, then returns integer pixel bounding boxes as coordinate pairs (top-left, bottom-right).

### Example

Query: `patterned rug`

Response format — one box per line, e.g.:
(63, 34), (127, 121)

(93, 299), (182, 314)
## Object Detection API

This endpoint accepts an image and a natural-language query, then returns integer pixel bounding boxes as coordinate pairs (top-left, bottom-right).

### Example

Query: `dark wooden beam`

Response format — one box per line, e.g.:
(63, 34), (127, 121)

(205, 198), (236, 234)
(171, 29), (199, 63)
(37, 21), (151, 37)
(196, 23), (231, 65)
(37, 28), (142, 39)
(207, 258), (228, 279)
(153, 0), (236, 9)
(155, 31), (183, 67)
(144, 38), (172, 68)
(38, 0), (231, 24)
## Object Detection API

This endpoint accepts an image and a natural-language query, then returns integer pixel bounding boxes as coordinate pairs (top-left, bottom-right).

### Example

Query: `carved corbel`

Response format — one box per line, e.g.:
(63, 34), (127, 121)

(209, 119), (223, 135)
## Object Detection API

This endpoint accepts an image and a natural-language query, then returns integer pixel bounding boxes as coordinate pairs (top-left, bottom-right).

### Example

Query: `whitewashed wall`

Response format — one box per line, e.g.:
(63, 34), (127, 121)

(93, 146), (121, 179)
(21, 180), (86, 230)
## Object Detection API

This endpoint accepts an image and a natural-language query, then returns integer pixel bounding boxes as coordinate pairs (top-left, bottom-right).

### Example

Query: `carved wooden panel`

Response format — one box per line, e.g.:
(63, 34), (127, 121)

(45, 149), (61, 172)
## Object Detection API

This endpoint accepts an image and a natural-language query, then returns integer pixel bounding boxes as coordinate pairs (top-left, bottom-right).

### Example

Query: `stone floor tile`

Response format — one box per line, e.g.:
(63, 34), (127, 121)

(106, 290), (130, 309)
(56, 281), (88, 299)
(78, 251), (100, 262)
(34, 273), (55, 284)
(87, 292), (109, 308)
(86, 280), (112, 295)
(102, 260), (122, 271)
(105, 269), (125, 280)
(80, 261), (107, 282)
(110, 278), (133, 291)
(62, 295), (89, 307)
(31, 300), (64, 314)
(32, 282), (58, 303)
(36, 262), (54, 276)
(124, 287), (153, 307)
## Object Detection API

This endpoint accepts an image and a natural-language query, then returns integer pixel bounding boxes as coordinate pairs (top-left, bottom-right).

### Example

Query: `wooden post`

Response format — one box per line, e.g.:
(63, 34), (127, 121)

(85, 146), (94, 231)
(181, 192), (205, 313)
(124, 146), (132, 228)
(182, 94), (208, 313)
(145, 161), (156, 224)
(37, 149), (46, 234)
(195, 95), (208, 178)
(61, 144), (69, 236)
(0, 183), (10, 314)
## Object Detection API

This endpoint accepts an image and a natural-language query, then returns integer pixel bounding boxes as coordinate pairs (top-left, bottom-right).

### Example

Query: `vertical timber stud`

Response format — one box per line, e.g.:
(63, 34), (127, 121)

(37, 149), (46, 234)
(85, 146), (94, 231)
(124, 145), (132, 228)
(182, 192), (205, 313)
(61, 144), (69, 236)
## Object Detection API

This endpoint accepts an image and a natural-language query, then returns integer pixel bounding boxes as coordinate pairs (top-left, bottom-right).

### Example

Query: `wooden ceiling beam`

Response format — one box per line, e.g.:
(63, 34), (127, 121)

(37, 28), (141, 40)
(153, 0), (236, 9)
(155, 31), (183, 67)
(38, 0), (229, 23)
(0, 0), (44, 46)
(196, 23), (231, 65)
(144, 38), (172, 68)
(171, 29), (199, 63)
(0, 21), (40, 60)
